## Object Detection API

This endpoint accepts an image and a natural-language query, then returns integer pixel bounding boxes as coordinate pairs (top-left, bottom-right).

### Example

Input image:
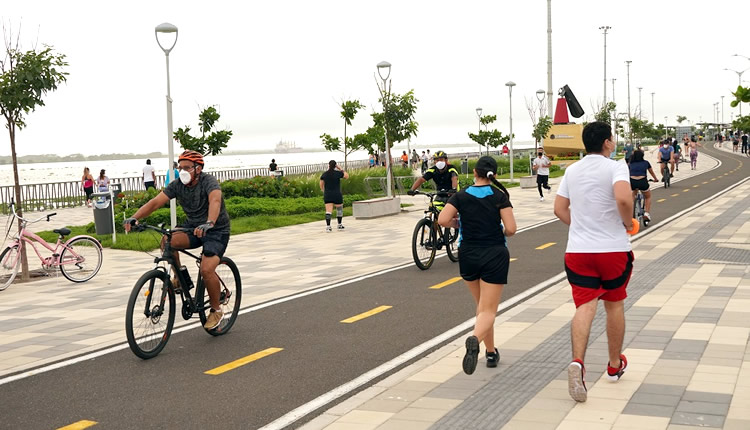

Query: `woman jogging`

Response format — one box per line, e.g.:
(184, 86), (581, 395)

(81, 167), (94, 207)
(320, 160), (349, 232)
(438, 156), (517, 375)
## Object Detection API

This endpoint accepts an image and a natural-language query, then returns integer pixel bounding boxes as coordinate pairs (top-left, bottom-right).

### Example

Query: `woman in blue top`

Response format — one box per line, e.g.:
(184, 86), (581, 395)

(628, 149), (659, 222)
(438, 156), (517, 375)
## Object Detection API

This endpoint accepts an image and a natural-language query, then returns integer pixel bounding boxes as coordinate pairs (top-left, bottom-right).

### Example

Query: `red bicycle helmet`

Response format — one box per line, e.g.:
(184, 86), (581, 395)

(178, 150), (204, 166)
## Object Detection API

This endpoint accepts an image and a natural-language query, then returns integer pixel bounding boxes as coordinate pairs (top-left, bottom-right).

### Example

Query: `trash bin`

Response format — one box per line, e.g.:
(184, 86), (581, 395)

(91, 191), (114, 235)
(461, 157), (469, 175)
(110, 183), (122, 202)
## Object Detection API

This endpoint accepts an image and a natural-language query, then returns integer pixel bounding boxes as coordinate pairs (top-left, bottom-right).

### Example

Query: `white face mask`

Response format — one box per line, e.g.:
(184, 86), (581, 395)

(179, 170), (192, 185)
(435, 161), (446, 170)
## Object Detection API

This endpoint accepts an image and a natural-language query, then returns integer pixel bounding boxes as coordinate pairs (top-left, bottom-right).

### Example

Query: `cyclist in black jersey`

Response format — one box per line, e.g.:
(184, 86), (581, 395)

(407, 151), (458, 208)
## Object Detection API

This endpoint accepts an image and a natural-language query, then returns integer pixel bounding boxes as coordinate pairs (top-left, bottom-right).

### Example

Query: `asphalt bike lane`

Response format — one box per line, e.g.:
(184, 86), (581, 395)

(0, 144), (744, 429)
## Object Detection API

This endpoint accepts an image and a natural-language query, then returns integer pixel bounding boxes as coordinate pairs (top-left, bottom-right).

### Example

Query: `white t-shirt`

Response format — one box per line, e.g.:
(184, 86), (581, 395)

(143, 164), (155, 182)
(533, 156), (550, 175)
(557, 154), (631, 253)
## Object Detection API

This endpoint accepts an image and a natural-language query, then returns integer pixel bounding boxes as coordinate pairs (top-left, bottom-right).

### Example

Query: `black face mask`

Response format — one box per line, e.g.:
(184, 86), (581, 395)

(538, 153), (543, 157)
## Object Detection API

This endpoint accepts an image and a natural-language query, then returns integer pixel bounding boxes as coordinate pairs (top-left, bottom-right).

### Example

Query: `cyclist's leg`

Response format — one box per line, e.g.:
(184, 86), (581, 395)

(161, 231), (193, 269)
(643, 190), (652, 213)
(199, 230), (230, 310)
(669, 159), (675, 175)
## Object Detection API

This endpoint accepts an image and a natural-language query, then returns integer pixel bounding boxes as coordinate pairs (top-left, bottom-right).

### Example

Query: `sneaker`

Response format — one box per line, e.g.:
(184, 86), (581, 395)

(462, 336), (479, 375)
(171, 276), (181, 293)
(643, 212), (651, 222)
(545, 186), (551, 193)
(567, 361), (587, 402)
(606, 354), (628, 381)
(326, 226), (332, 232)
(486, 348), (499, 368)
(337, 224), (345, 230)
(539, 196), (545, 202)
(204, 309), (223, 330)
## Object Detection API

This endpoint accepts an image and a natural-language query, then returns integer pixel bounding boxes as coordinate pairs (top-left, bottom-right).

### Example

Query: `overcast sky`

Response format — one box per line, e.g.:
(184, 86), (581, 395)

(2, 0), (748, 157)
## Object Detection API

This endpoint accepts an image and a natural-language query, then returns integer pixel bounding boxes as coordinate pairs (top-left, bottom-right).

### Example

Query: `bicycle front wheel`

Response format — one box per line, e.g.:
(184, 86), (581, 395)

(634, 196), (644, 226)
(197, 257), (242, 336)
(0, 246), (20, 291)
(125, 270), (175, 359)
(59, 237), (103, 283)
(412, 218), (437, 270)
(444, 227), (459, 263)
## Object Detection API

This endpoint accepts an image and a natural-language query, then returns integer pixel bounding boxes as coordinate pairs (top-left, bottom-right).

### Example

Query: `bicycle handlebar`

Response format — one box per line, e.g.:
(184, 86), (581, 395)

(132, 222), (192, 236)
(7, 199), (56, 225)
(409, 189), (453, 199)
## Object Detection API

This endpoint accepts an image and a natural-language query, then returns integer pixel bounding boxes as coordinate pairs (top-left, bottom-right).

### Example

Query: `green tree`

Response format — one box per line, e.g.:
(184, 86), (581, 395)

(594, 102), (617, 125)
(468, 115), (510, 155)
(372, 89), (419, 194)
(732, 115), (750, 133)
(320, 99), (365, 169)
(173, 106), (233, 156)
(676, 115), (687, 124)
(0, 36), (68, 280)
(730, 85), (750, 111)
(532, 116), (553, 149)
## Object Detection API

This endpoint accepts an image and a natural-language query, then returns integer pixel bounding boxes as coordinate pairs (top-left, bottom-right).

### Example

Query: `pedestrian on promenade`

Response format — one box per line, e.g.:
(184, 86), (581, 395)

(401, 151), (409, 168)
(81, 167), (94, 207)
(502, 144), (509, 156)
(269, 159), (278, 174)
(438, 156), (516, 375)
(689, 136), (702, 170)
(553, 121), (634, 403)
(732, 135), (739, 152)
(97, 169), (110, 192)
(411, 149), (419, 168)
(629, 149), (659, 223)
(143, 159), (156, 190)
(320, 160), (348, 232)
(532, 148), (552, 201)
(623, 141), (634, 164)
(742, 132), (748, 155)
(420, 151), (428, 173)
(165, 161), (179, 186)
(426, 149), (432, 167)
(369, 153), (375, 168)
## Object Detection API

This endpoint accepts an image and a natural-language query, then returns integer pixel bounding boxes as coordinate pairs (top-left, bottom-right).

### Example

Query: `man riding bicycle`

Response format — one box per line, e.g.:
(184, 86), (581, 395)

(124, 150), (230, 330)
(657, 140), (674, 181)
(407, 150), (459, 208)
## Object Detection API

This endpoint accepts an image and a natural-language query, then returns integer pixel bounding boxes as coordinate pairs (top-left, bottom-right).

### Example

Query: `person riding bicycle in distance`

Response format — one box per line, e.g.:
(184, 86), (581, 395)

(124, 150), (230, 330)
(407, 150), (458, 209)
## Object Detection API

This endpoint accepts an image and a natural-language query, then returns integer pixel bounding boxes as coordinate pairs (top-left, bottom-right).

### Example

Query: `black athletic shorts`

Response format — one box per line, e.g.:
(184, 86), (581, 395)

(630, 178), (649, 191)
(323, 192), (343, 205)
(181, 225), (230, 258)
(536, 174), (549, 184)
(458, 245), (510, 285)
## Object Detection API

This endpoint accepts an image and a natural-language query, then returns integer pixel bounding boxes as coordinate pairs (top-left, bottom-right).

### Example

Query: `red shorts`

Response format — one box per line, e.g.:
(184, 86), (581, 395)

(565, 251), (634, 307)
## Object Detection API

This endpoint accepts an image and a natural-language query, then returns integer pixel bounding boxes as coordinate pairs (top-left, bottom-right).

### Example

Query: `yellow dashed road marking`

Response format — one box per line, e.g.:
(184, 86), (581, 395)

(429, 277), (462, 289)
(340, 305), (392, 323)
(657, 198), (666, 203)
(57, 421), (97, 430)
(536, 242), (556, 250)
(510, 258), (518, 262)
(671, 193), (679, 197)
(205, 348), (283, 375)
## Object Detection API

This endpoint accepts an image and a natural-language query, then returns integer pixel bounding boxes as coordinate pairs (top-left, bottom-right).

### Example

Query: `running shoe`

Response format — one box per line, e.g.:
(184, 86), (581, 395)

(606, 354), (628, 381)
(643, 212), (651, 222)
(326, 226), (332, 233)
(337, 224), (345, 230)
(462, 335), (479, 375)
(204, 309), (223, 330)
(567, 360), (587, 402)
(539, 196), (545, 202)
(486, 348), (499, 368)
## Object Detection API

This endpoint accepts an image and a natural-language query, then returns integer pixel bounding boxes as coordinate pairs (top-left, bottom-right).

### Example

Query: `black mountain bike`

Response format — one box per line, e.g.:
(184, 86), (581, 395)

(410, 190), (459, 270)
(661, 161), (671, 188)
(125, 223), (242, 359)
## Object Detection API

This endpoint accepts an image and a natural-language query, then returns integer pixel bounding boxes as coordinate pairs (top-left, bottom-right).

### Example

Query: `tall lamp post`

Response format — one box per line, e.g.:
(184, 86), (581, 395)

(547, 0), (553, 118)
(723, 67), (748, 116)
(721, 95), (724, 124)
(535, 89), (545, 151)
(637, 87), (643, 119)
(155, 22), (178, 228)
(376, 61), (394, 198)
(625, 61), (632, 142)
(650, 92), (655, 124)
(664, 116), (668, 139)
(476, 107), (483, 155)
(505, 81), (516, 182)
(599, 26), (611, 104)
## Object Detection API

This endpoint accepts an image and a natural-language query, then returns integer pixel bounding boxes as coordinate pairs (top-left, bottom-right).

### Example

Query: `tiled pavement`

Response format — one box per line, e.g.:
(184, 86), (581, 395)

(301, 147), (750, 430)
(0, 146), (742, 429)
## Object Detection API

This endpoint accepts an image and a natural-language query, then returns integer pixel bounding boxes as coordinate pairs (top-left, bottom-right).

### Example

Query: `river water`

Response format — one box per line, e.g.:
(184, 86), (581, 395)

(1, 142), (534, 186)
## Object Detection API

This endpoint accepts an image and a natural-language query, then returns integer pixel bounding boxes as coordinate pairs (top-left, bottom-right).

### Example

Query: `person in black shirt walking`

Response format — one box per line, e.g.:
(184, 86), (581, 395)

(438, 156), (517, 375)
(320, 160), (349, 232)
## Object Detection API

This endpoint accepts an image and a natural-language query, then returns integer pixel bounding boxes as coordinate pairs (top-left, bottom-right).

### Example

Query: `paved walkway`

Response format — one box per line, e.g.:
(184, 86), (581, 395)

(298, 146), (749, 430)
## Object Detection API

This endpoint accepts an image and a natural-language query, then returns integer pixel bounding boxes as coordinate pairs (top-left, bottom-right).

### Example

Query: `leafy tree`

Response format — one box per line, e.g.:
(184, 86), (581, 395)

(730, 85), (750, 111)
(732, 115), (750, 133)
(320, 99), (365, 169)
(532, 116), (553, 149)
(629, 117), (663, 141)
(594, 102), (616, 125)
(173, 106), (232, 156)
(468, 115), (510, 155)
(0, 33), (68, 280)
(372, 89), (419, 195)
(676, 115), (687, 124)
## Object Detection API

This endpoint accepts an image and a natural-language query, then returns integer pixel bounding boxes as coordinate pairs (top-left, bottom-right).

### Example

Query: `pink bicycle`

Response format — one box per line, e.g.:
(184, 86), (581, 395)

(0, 201), (103, 290)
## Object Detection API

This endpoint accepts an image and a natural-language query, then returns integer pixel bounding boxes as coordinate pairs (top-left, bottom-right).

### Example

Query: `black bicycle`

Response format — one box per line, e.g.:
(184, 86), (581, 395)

(125, 223), (242, 359)
(661, 160), (671, 188)
(410, 190), (459, 270)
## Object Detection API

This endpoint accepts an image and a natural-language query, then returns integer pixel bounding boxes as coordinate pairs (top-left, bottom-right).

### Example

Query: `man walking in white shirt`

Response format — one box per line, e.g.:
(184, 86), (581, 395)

(553, 121), (634, 403)
(143, 159), (156, 190)
(532, 148), (552, 201)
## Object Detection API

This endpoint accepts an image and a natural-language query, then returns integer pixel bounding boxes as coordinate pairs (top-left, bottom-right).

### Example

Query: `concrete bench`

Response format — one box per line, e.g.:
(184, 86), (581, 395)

(520, 175), (537, 189)
(353, 197), (402, 219)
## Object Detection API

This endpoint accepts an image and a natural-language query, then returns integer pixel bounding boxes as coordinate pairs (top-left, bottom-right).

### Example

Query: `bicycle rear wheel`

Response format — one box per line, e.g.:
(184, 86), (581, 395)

(197, 257), (242, 336)
(634, 195), (644, 227)
(125, 270), (175, 359)
(412, 218), (437, 270)
(0, 246), (20, 291)
(444, 227), (459, 263)
(59, 236), (103, 283)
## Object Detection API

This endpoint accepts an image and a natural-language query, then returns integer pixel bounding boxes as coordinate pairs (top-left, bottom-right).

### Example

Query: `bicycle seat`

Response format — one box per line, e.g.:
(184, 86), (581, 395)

(54, 228), (71, 237)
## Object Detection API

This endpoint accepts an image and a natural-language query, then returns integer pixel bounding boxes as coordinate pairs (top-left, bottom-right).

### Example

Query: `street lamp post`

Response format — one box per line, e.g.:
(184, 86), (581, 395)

(664, 116), (668, 139)
(721, 95), (724, 124)
(155, 22), (178, 228)
(506, 81), (516, 182)
(535, 89), (545, 151)
(476, 107), (483, 155)
(599, 26), (611, 104)
(376, 61), (393, 198)
(625, 60), (632, 142)
(637, 87), (643, 119)
(651, 92), (655, 124)
(724, 67), (749, 116)
(547, 0), (553, 118)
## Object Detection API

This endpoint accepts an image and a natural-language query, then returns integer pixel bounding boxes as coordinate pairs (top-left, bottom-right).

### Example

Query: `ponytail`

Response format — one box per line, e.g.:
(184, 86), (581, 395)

(476, 169), (510, 198)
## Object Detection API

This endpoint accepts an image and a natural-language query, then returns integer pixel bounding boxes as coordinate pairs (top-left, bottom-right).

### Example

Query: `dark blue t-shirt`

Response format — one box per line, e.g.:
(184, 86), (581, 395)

(628, 160), (651, 177)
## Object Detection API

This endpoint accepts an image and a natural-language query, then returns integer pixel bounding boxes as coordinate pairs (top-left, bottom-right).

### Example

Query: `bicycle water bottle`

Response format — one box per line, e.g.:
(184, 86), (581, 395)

(178, 266), (194, 291)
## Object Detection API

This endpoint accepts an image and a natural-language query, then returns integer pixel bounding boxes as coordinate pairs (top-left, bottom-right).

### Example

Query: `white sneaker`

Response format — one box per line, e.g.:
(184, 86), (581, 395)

(539, 196), (545, 202)
(644, 212), (651, 222)
(326, 226), (332, 232)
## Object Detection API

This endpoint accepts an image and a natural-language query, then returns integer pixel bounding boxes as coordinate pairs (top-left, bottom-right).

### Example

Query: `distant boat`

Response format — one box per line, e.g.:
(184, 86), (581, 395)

(275, 140), (304, 153)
